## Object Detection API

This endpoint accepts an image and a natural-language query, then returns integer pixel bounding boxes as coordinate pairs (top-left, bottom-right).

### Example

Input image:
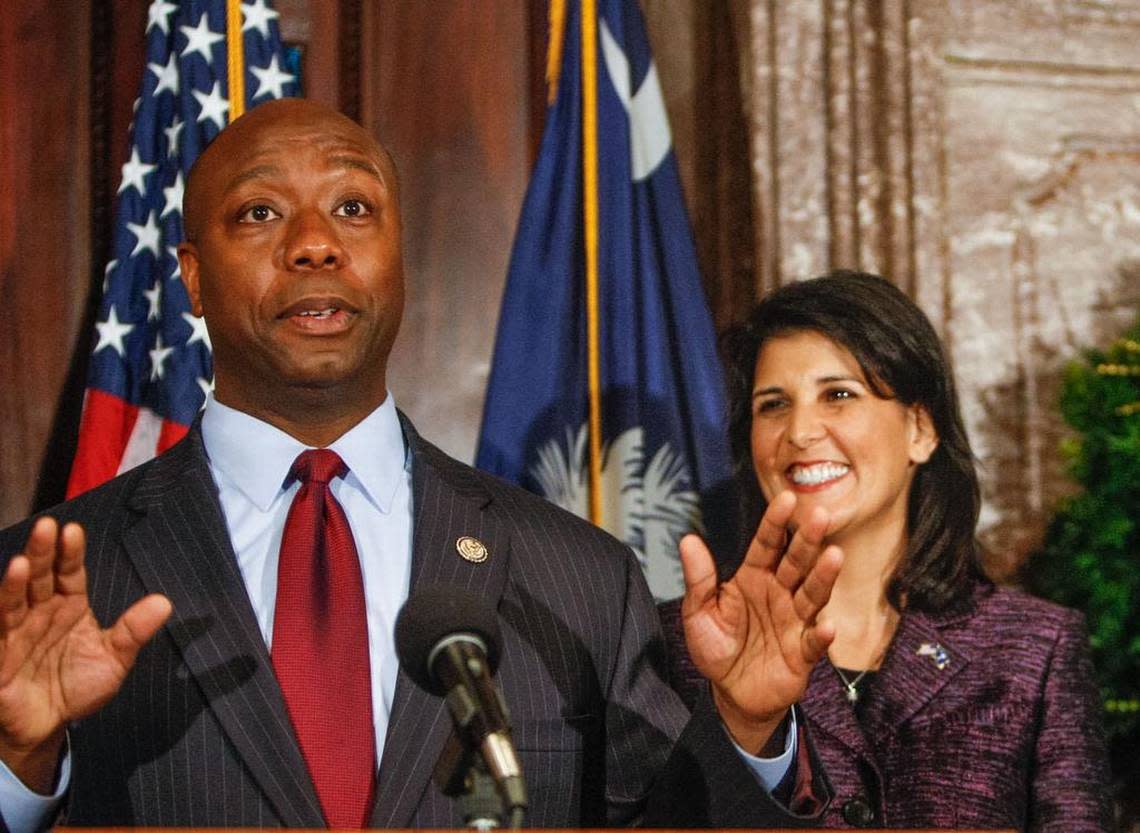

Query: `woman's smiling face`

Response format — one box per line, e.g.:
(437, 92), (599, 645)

(750, 330), (938, 546)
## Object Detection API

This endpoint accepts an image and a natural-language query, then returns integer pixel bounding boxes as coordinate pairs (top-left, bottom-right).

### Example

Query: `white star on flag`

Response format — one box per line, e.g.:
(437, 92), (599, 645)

(148, 52), (180, 97)
(251, 56), (293, 101)
(94, 306), (135, 357)
(197, 376), (215, 403)
(146, 0), (178, 35)
(167, 246), (182, 281)
(183, 312), (213, 350)
(102, 259), (118, 293)
(118, 147), (156, 196)
(164, 117), (183, 158)
(126, 211), (162, 258)
(162, 172), (184, 219)
(193, 81), (229, 130)
(149, 334), (175, 381)
(241, 0), (280, 37)
(145, 282), (163, 321)
(181, 15), (224, 63)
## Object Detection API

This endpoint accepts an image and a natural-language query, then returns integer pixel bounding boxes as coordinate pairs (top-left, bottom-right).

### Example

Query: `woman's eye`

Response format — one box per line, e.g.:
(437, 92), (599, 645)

(335, 199), (371, 218)
(237, 204), (279, 223)
(826, 388), (855, 402)
(755, 398), (786, 415)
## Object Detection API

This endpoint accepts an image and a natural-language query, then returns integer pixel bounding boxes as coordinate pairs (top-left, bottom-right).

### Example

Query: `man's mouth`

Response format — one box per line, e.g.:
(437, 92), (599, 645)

(787, 462), (850, 487)
(295, 307), (340, 319)
(279, 297), (358, 333)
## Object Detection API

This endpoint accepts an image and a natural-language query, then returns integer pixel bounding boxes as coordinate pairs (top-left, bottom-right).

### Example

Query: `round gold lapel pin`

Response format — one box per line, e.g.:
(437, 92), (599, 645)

(456, 536), (489, 563)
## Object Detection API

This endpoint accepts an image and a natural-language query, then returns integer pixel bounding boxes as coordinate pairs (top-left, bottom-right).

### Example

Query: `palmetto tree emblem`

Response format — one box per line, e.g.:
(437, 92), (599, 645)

(530, 423), (703, 599)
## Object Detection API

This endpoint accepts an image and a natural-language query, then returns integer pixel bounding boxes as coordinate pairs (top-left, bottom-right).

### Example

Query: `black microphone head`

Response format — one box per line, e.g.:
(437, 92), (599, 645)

(395, 584), (502, 695)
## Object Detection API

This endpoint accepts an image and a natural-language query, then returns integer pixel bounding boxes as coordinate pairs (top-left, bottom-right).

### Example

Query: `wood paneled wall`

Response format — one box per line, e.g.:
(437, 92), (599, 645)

(360, 1), (538, 461)
(1, 4), (94, 528)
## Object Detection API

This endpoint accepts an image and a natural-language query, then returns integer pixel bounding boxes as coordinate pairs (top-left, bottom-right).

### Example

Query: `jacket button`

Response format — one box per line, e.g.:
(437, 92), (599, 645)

(842, 796), (876, 827)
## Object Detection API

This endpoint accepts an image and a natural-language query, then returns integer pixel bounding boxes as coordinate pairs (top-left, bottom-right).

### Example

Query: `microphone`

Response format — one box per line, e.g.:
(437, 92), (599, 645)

(395, 586), (527, 826)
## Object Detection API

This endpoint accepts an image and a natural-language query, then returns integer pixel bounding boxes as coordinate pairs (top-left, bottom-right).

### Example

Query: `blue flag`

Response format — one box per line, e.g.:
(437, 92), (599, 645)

(475, 0), (734, 599)
(69, 0), (298, 496)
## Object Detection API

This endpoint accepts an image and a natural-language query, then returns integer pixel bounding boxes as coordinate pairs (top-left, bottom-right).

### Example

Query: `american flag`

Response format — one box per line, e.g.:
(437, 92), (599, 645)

(67, 0), (297, 497)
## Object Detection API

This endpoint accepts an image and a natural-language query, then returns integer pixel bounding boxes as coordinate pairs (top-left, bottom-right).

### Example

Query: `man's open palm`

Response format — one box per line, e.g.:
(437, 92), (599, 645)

(0, 517), (170, 791)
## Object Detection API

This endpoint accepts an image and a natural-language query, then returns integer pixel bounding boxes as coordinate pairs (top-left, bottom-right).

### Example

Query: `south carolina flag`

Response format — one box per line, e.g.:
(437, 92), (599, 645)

(476, 0), (734, 599)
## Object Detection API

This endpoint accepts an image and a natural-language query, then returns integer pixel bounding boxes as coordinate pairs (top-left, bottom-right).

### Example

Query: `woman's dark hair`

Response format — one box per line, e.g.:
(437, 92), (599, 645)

(721, 269), (984, 612)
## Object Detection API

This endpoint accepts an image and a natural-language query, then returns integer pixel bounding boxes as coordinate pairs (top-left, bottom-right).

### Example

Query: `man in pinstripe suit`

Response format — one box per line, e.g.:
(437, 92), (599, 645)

(0, 99), (840, 829)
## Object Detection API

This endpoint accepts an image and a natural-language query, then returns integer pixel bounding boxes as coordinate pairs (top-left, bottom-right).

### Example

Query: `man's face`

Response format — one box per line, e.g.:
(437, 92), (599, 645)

(179, 101), (404, 417)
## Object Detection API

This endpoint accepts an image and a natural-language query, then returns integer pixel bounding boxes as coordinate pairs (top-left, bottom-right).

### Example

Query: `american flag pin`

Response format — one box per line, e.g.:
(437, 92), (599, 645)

(456, 536), (489, 563)
(917, 642), (950, 670)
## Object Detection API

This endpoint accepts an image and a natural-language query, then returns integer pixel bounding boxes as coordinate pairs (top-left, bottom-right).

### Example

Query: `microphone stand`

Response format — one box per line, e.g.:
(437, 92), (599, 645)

(434, 732), (525, 829)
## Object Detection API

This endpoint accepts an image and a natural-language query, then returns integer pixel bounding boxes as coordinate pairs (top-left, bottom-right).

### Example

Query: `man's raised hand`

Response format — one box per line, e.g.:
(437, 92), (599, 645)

(680, 490), (842, 752)
(0, 516), (171, 793)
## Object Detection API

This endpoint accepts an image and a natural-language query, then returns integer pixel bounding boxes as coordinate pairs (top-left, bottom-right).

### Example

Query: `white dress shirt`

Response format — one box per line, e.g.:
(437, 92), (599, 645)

(201, 392), (413, 751)
(0, 393), (792, 831)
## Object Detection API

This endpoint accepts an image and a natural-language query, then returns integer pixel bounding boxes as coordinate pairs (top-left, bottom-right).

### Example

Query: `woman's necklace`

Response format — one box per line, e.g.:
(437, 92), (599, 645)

(830, 663), (870, 703)
(826, 597), (900, 704)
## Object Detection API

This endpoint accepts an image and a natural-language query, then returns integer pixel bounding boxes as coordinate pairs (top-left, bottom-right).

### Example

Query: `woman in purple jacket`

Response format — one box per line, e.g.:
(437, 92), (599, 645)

(662, 270), (1113, 831)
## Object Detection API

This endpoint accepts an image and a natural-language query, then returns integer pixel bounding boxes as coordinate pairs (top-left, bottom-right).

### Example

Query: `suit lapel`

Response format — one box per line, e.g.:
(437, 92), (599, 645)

(370, 420), (514, 827)
(804, 602), (973, 765)
(862, 606), (971, 732)
(802, 659), (874, 762)
(121, 430), (325, 827)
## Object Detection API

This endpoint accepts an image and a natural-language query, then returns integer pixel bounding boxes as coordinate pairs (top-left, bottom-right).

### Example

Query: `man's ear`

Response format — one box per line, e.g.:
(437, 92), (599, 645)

(908, 405), (939, 465)
(177, 242), (204, 317)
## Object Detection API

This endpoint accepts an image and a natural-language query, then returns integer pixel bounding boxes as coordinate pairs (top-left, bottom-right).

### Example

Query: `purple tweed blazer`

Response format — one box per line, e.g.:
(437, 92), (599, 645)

(658, 582), (1113, 831)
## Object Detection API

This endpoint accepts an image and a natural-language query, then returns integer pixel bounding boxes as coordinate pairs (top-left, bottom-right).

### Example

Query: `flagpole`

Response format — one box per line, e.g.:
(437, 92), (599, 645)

(226, 0), (246, 120)
(581, 0), (603, 526)
(546, 0), (567, 104)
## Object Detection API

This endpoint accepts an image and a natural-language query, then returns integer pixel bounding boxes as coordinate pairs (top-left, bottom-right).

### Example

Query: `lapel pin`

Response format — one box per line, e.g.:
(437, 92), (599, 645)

(917, 642), (950, 670)
(456, 536), (489, 563)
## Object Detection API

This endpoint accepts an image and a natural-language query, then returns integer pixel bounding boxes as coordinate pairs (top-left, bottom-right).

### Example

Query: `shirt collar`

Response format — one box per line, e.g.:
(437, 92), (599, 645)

(200, 393), (408, 513)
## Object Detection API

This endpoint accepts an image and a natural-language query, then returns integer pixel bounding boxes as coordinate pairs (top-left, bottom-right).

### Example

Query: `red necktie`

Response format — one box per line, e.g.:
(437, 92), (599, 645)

(271, 449), (375, 828)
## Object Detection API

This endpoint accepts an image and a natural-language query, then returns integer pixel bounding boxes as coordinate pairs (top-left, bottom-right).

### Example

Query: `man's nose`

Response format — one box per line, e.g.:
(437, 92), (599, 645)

(787, 404), (826, 449)
(285, 209), (344, 269)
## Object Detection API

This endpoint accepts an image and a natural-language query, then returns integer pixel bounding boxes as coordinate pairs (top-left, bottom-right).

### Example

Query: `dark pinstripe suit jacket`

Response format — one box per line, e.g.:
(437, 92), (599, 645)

(660, 583), (1114, 831)
(0, 421), (818, 829)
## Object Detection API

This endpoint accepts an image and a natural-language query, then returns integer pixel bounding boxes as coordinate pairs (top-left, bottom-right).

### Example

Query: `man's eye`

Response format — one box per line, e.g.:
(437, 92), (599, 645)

(334, 199), (372, 218)
(237, 204), (279, 223)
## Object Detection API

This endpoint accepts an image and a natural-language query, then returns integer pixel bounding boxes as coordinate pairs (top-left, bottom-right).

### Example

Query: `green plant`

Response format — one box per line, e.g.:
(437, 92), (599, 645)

(1026, 323), (1140, 824)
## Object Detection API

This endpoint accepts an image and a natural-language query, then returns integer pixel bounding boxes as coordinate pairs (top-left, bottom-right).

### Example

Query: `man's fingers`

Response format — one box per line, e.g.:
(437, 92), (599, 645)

(0, 556), (31, 633)
(24, 517), (61, 605)
(53, 523), (89, 596)
(108, 595), (173, 668)
(744, 491), (797, 572)
(801, 618), (837, 664)
(774, 505), (830, 591)
(679, 534), (717, 614)
(792, 545), (843, 623)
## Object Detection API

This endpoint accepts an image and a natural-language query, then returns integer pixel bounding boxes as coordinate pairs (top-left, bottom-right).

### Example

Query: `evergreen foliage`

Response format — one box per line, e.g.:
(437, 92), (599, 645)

(1026, 321), (1140, 822)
